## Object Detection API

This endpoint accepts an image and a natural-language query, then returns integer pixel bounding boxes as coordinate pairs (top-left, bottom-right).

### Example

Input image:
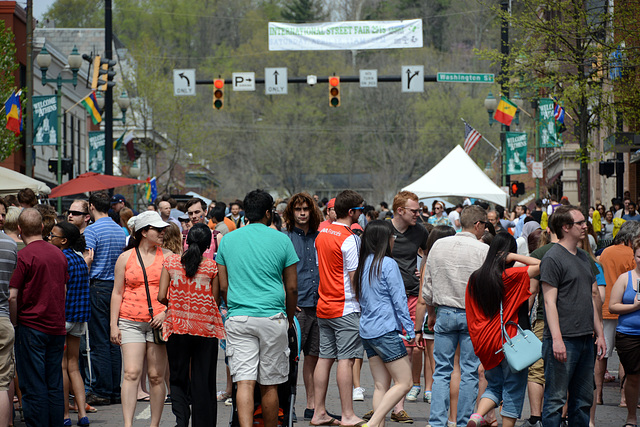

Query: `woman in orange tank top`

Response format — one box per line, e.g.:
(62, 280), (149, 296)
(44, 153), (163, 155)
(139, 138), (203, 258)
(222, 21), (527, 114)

(110, 211), (172, 427)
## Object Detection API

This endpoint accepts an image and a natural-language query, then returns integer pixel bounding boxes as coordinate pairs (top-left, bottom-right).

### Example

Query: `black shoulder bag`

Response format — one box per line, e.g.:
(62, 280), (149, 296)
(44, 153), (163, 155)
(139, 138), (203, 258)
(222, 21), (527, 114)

(136, 247), (165, 345)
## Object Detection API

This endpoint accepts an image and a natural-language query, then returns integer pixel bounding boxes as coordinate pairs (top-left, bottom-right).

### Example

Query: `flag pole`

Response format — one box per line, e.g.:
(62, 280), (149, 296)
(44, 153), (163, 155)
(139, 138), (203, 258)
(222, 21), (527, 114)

(64, 92), (92, 114)
(460, 118), (501, 154)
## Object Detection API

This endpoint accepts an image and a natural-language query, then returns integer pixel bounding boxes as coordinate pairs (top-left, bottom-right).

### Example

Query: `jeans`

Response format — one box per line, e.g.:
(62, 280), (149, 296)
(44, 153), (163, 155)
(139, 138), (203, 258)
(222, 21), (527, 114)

(542, 335), (594, 427)
(429, 307), (479, 427)
(15, 325), (65, 427)
(87, 280), (122, 399)
(166, 334), (218, 427)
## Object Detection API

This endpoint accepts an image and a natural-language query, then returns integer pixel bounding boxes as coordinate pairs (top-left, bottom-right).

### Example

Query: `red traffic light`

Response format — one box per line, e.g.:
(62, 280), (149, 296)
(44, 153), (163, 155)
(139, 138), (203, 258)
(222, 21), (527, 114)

(329, 76), (340, 87)
(214, 79), (224, 89)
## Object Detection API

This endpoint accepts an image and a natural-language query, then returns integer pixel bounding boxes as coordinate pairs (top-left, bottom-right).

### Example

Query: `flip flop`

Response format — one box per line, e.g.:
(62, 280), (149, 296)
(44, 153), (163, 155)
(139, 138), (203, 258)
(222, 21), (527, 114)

(310, 418), (340, 426)
(341, 421), (368, 427)
(137, 396), (150, 402)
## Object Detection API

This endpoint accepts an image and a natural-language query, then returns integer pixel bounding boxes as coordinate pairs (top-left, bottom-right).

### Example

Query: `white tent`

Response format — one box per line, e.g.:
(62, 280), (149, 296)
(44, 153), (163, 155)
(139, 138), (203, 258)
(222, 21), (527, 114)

(0, 166), (51, 197)
(403, 145), (509, 207)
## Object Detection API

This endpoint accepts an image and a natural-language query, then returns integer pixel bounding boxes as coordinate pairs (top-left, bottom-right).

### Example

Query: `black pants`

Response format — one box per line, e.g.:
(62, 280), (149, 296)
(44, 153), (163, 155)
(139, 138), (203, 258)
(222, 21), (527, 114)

(167, 334), (219, 427)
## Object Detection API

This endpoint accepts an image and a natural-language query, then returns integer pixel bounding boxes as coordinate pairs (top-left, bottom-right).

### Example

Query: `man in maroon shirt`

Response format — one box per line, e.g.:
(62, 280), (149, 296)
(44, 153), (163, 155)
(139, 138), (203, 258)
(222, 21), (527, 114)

(9, 208), (69, 427)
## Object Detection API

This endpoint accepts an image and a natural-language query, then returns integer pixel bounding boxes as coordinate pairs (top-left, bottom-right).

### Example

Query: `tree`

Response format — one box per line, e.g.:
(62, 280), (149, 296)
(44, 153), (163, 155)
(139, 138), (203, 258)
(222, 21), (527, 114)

(281, 0), (326, 22)
(41, 0), (104, 27)
(0, 20), (21, 161)
(480, 0), (640, 211)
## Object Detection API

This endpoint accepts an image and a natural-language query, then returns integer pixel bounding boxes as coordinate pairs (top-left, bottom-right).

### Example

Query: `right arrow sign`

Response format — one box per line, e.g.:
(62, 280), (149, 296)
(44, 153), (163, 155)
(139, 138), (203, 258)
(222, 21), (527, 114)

(401, 66), (424, 93)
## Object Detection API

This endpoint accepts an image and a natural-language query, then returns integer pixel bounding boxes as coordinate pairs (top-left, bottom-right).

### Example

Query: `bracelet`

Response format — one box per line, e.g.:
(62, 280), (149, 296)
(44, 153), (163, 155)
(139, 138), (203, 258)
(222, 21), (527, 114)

(414, 330), (423, 334)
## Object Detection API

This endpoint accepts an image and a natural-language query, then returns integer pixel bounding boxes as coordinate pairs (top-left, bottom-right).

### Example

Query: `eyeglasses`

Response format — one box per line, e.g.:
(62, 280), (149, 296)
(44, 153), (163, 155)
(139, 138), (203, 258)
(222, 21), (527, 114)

(48, 232), (64, 239)
(475, 220), (488, 226)
(403, 207), (421, 215)
(148, 226), (166, 232)
(68, 210), (88, 216)
(434, 206), (443, 210)
(570, 220), (587, 227)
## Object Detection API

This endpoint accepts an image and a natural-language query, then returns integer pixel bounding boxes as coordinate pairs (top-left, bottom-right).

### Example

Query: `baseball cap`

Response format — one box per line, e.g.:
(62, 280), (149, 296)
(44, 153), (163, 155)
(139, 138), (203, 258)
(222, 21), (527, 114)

(111, 194), (126, 204)
(133, 211), (170, 232)
(327, 198), (336, 209)
(178, 214), (190, 222)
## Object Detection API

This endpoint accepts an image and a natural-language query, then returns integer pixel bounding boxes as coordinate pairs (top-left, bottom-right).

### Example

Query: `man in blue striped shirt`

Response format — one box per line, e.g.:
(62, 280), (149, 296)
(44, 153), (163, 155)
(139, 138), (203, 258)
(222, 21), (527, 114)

(84, 191), (126, 406)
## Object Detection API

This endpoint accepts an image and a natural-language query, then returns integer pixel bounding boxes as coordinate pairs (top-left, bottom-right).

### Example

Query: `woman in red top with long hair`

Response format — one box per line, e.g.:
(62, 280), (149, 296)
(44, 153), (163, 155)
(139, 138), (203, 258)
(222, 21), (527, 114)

(465, 232), (540, 427)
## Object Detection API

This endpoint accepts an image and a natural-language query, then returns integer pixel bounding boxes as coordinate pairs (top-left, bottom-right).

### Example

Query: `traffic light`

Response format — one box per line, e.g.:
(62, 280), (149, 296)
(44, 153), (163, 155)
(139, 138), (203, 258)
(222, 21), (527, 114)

(94, 58), (117, 91)
(329, 76), (340, 107)
(510, 181), (525, 197)
(48, 158), (73, 176)
(213, 79), (224, 110)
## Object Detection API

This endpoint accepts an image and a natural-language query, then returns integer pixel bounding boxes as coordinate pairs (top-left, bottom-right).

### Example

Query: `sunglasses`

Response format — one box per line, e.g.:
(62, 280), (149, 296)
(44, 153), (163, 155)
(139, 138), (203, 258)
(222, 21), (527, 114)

(351, 207), (365, 211)
(68, 210), (88, 216)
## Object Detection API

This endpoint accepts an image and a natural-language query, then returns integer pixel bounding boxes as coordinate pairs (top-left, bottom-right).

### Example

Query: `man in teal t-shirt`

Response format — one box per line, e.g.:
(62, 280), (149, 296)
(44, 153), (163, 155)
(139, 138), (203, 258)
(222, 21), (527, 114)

(217, 189), (298, 427)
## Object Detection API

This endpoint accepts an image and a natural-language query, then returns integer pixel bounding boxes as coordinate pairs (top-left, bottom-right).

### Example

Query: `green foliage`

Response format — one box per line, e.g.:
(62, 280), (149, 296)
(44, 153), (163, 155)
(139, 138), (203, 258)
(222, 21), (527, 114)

(41, 0), (105, 27)
(281, 0), (326, 23)
(0, 20), (20, 161)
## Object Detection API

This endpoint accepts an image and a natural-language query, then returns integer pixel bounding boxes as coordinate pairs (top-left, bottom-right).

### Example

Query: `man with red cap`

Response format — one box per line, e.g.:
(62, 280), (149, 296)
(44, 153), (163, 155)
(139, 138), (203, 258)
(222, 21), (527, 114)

(319, 198), (337, 230)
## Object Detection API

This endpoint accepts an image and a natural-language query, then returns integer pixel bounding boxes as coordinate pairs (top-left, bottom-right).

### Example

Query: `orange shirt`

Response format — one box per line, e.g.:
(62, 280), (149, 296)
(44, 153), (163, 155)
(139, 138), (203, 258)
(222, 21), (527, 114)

(120, 247), (166, 322)
(315, 223), (360, 319)
(224, 217), (237, 232)
(600, 244), (635, 320)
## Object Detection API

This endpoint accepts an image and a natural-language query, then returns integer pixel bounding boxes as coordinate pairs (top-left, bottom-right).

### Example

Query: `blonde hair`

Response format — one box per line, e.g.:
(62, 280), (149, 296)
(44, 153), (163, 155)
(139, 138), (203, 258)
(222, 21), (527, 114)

(162, 223), (183, 255)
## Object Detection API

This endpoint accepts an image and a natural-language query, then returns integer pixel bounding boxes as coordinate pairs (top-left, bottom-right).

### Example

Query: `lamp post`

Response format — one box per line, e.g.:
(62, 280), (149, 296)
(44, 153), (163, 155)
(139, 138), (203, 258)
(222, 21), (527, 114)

(36, 44), (83, 213)
(96, 91), (130, 124)
(129, 161), (141, 212)
(484, 91), (506, 186)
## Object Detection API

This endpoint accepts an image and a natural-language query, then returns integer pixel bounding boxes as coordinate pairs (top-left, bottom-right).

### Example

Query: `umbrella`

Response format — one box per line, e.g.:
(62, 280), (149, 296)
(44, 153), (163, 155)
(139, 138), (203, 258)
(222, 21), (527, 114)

(48, 172), (146, 199)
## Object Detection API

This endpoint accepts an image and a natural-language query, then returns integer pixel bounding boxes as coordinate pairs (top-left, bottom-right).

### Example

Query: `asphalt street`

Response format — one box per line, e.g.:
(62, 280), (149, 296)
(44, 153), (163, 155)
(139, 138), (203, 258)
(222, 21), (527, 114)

(11, 351), (631, 426)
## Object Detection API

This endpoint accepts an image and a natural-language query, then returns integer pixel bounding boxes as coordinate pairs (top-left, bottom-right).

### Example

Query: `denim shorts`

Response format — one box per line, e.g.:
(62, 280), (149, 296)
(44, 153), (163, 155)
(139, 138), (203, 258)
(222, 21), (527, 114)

(362, 331), (408, 363)
(482, 358), (528, 419)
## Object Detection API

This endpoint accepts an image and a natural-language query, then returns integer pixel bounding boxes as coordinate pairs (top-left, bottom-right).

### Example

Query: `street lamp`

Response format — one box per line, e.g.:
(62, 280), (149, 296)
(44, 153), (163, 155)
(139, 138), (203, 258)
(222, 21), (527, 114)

(36, 44), (84, 213)
(129, 161), (141, 212)
(484, 91), (498, 126)
(100, 90), (130, 124)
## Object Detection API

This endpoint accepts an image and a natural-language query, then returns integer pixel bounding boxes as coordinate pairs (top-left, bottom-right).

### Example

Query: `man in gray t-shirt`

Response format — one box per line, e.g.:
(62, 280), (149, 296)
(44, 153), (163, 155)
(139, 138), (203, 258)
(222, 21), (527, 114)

(539, 205), (605, 427)
(0, 231), (17, 423)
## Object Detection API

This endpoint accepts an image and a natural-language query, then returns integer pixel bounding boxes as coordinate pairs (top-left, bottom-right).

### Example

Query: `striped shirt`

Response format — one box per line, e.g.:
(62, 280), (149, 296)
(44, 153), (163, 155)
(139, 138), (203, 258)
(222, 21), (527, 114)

(63, 248), (91, 322)
(84, 217), (126, 281)
(0, 233), (17, 318)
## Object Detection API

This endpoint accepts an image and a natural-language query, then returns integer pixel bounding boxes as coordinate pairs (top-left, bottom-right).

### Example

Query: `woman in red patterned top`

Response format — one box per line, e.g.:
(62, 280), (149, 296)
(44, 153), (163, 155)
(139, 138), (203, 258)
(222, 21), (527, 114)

(158, 223), (225, 427)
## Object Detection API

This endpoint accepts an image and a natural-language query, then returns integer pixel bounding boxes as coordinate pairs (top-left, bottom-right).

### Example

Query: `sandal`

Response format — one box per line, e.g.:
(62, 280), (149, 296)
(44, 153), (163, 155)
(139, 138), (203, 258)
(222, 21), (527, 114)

(217, 390), (231, 402)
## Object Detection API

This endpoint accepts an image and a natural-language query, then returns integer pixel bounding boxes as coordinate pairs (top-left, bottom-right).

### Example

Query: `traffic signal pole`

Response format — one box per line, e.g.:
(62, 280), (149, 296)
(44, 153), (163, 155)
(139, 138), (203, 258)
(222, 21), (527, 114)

(105, 0), (113, 176)
(194, 74), (439, 86)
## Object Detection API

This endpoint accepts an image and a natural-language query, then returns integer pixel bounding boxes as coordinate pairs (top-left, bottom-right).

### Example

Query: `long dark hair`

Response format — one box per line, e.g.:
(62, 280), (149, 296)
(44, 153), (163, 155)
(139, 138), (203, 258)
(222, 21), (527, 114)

(353, 220), (393, 300)
(468, 231), (517, 318)
(56, 221), (86, 252)
(181, 223), (212, 277)
(424, 225), (456, 259)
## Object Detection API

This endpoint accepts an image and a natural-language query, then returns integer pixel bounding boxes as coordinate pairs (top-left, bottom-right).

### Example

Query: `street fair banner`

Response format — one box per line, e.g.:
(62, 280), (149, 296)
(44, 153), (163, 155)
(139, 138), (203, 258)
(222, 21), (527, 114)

(268, 19), (423, 51)
(33, 95), (57, 146)
(506, 132), (528, 175)
(88, 131), (105, 174)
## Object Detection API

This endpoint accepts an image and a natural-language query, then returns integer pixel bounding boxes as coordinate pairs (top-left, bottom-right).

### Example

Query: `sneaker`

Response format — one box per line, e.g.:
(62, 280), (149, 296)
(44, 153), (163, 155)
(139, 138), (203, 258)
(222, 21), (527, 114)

(466, 413), (486, 427)
(85, 394), (110, 407)
(353, 387), (365, 401)
(64, 419), (72, 427)
(362, 410), (374, 421)
(423, 391), (432, 403)
(520, 420), (542, 427)
(77, 416), (90, 426)
(292, 409), (297, 422)
(390, 410), (413, 423)
(304, 408), (314, 420)
(406, 385), (421, 402)
(224, 397), (233, 406)
(448, 421), (456, 427)
(560, 419), (568, 427)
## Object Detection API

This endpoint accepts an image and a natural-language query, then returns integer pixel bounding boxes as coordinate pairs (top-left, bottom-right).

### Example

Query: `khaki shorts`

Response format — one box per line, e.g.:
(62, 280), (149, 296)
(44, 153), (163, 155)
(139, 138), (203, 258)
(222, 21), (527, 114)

(603, 319), (618, 359)
(527, 319), (545, 385)
(119, 318), (157, 344)
(225, 313), (289, 385)
(0, 317), (15, 391)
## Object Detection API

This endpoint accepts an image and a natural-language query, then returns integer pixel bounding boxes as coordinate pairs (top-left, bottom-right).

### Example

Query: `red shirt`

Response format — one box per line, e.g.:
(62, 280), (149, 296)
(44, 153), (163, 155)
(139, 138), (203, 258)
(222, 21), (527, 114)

(466, 266), (531, 370)
(9, 240), (69, 335)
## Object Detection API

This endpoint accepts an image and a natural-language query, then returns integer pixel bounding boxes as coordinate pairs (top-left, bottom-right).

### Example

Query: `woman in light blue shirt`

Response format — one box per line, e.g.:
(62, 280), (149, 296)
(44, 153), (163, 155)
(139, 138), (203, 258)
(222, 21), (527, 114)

(353, 220), (415, 427)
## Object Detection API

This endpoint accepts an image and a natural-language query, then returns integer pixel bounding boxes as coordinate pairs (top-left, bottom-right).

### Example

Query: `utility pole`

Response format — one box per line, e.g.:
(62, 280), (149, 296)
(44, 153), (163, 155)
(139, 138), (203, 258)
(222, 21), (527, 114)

(500, 0), (510, 190)
(105, 0), (113, 176)
(25, 0), (33, 176)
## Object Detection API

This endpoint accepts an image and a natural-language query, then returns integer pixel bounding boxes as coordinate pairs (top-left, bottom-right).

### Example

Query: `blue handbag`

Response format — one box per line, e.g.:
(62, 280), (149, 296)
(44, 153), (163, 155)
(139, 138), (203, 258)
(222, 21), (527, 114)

(499, 302), (542, 373)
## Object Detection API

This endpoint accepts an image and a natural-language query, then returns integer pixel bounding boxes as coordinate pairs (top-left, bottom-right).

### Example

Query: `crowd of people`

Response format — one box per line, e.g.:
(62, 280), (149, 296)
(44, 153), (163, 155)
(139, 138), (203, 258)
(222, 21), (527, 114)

(0, 186), (639, 427)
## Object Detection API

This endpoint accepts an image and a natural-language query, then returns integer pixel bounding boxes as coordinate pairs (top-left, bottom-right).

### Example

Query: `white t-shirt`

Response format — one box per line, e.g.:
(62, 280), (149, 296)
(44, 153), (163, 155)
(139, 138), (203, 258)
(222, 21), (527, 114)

(448, 210), (461, 232)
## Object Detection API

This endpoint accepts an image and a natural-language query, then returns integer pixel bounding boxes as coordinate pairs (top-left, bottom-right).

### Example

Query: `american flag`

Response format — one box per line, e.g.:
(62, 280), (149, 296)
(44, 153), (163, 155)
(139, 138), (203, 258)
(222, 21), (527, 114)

(463, 122), (482, 154)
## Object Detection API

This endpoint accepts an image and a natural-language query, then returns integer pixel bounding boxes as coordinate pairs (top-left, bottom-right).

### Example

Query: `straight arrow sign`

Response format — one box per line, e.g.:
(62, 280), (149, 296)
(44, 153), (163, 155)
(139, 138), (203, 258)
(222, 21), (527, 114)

(265, 68), (288, 95)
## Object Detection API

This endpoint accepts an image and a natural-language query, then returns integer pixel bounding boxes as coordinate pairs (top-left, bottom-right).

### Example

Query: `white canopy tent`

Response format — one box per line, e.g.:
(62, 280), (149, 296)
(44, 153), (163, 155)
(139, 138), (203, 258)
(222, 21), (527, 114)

(402, 145), (509, 207)
(0, 166), (51, 197)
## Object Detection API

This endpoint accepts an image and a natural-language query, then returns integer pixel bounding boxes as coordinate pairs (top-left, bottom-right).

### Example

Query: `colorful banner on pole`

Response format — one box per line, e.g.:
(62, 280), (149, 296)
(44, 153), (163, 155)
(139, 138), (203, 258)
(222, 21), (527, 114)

(33, 95), (57, 146)
(268, 19), (423, 51)
(538, 98), (561, 148)
(88, 131), (105, 174)
(506, 132), (528, 175)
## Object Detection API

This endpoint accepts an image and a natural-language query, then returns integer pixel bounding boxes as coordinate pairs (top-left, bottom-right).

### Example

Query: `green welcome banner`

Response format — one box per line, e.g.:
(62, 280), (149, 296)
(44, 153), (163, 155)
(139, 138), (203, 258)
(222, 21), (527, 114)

(88, 131), (105, 174)
(538, 98), (561, 148)
(33, 95), (58, 146)
(506, 132), (528, 175)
